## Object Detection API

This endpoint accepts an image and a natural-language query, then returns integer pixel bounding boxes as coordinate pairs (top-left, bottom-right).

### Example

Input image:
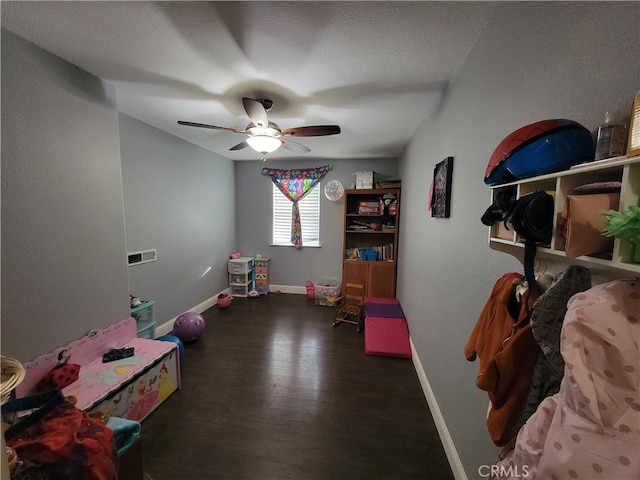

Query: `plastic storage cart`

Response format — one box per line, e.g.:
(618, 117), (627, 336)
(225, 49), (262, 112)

(228, 257), (255, 297)
(131, 300), (156, 339)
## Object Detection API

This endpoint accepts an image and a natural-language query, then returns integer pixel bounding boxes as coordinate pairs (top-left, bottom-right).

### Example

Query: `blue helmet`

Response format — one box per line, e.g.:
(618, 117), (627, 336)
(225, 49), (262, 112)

(485, 119), (595, 186)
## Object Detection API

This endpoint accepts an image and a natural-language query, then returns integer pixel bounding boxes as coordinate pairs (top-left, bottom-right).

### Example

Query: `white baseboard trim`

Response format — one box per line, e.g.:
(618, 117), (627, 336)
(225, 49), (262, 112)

(269, 284), (307, 295)
(155, 285), (308, 337)
(410, 338), (467, 480)
(155, 288), (229, 338)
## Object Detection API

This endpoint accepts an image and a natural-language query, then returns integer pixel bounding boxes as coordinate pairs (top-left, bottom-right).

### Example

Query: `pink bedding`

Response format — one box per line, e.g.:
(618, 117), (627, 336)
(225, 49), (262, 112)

(494, 279), (639, 479)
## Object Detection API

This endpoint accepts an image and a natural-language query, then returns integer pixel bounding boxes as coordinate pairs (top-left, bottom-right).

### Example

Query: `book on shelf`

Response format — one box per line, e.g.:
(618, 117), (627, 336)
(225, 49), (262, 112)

(376, 180), (401, 188)
(357, 201), (380, 214)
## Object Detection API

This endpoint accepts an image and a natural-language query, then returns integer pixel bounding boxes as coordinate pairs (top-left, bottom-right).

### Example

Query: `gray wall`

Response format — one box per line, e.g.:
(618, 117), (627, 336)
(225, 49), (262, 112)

(120, 113), (235, 324)
(397, 2), (640, 478)
(3, 2), (639, 475)
(1, 29), (130, 361)
(234, 159), (399, 286)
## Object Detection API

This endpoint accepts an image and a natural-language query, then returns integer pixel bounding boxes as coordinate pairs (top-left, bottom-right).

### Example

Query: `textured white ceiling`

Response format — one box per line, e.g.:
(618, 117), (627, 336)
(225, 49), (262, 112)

(1, 1), (497, 161)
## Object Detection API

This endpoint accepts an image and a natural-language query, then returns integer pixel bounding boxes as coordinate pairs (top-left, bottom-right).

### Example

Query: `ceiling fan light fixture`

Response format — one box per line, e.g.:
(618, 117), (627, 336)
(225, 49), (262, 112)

(246, 135), (282, 154)
(178, 98), (340, 157)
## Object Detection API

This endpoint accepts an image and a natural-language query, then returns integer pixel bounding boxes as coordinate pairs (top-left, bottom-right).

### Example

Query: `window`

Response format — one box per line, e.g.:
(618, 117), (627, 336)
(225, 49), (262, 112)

(272, 182), (320, 246)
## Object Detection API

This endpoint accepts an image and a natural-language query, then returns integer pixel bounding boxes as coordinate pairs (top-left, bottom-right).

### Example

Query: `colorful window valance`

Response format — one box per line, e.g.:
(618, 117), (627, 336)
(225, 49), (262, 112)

(262, 165), (333, 248)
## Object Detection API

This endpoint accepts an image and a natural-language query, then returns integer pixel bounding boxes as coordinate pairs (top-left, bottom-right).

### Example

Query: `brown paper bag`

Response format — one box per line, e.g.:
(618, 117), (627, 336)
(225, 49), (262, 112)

(562, 193), (619, 258)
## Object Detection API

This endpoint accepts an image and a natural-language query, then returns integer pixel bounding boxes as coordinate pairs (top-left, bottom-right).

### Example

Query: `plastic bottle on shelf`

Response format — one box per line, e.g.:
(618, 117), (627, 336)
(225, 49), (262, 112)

(595, 111), (627, 161)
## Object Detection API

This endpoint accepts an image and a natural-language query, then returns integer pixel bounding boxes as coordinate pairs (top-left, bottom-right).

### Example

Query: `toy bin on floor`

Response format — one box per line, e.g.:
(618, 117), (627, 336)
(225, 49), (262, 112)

(314, 278), (341, 306)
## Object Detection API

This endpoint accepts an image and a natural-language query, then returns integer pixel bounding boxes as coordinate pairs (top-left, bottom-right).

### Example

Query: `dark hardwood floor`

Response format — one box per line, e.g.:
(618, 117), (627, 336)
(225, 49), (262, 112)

(140, 293), (453, 480)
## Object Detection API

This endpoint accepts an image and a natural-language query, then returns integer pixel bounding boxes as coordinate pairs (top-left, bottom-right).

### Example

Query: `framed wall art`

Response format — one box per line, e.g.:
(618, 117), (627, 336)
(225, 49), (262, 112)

(431, 156), (454, 218)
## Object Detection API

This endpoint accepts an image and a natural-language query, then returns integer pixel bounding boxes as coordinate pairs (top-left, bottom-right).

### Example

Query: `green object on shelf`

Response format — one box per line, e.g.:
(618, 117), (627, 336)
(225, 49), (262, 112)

(602, 205), (640, 263)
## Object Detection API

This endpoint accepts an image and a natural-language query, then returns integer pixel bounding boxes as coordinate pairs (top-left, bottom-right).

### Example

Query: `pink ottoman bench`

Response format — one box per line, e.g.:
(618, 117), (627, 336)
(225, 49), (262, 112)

(364, 316), (411, 358)
(363, 298), (411, 358)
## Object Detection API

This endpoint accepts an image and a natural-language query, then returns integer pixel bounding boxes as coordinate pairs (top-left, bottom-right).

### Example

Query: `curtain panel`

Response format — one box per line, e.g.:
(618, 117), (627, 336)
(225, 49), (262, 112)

(262, 165), (333, 248)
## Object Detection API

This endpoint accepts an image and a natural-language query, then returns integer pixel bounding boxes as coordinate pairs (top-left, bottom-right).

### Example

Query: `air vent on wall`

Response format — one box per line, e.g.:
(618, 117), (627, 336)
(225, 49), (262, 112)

(127, 249), (157, 266)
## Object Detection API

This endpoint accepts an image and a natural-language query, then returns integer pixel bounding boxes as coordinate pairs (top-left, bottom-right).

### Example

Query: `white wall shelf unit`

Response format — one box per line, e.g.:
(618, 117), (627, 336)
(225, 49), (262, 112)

(488, 155), (640, 275)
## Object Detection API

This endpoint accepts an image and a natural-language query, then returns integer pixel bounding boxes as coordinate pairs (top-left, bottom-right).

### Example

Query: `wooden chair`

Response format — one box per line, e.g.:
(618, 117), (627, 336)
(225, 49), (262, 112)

(333, 283), (365, 331)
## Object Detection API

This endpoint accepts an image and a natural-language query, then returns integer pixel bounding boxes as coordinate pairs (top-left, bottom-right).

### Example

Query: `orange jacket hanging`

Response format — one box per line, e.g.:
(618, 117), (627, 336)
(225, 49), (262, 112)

(465, 272), (541, 446)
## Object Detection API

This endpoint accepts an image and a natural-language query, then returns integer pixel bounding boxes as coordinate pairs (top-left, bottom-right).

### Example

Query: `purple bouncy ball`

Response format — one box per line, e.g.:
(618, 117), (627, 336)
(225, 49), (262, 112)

(173, 311), (205, 343)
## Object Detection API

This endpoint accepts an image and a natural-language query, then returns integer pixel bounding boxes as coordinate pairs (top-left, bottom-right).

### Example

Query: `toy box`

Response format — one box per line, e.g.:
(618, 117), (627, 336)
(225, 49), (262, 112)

(16, 318), (180, 423)
(84, 346), (179, 421)
(314, 278), (341, 306)
(355, 170), (374, 189)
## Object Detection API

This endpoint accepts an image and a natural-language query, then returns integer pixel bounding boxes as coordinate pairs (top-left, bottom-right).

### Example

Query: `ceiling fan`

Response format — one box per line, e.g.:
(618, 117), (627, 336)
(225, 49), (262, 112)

(178, 97), (341, 161)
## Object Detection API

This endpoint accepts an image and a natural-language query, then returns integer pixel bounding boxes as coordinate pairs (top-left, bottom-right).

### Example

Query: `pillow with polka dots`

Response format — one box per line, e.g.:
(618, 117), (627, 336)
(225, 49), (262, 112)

(36, 363), (81, 392)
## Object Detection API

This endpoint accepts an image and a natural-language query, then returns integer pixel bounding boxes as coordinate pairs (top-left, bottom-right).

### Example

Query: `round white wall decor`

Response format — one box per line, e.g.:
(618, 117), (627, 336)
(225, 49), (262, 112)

(324, 179), (344, 201)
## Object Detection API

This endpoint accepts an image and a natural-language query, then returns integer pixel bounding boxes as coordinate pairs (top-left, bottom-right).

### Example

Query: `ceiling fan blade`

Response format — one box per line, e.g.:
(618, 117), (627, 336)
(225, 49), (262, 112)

(177, 121), (245, 134)
(281, 138), (311, 154)
(229, 141), (249, 151)
(242, 97), (269, 128)
(281, 125), (341, 137)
